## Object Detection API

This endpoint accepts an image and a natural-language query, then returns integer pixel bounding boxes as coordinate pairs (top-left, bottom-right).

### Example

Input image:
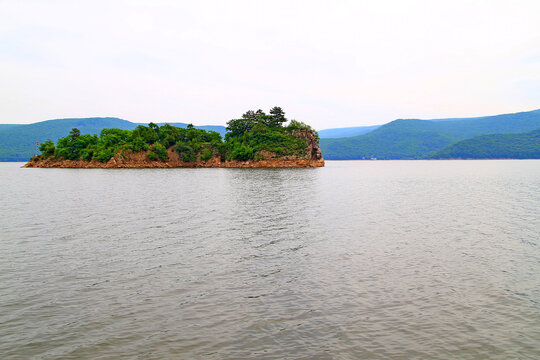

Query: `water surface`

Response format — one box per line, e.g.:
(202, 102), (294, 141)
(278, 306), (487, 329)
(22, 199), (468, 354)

(1, 160), (539, 359)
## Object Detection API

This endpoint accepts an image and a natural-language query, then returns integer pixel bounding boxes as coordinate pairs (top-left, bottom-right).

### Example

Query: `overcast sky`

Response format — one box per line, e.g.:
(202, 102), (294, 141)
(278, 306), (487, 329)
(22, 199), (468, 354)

(1, 0), (539, 129)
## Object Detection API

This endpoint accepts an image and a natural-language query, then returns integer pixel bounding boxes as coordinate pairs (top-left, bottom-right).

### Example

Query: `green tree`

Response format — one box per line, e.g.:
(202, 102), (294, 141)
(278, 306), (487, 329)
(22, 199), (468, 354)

(95, 148), (115, 162)
(69, 128), (81, 138)
(232, 143), (254, 161)
(100, 128), (131, 147)
(42, 107), (316, 164)
(200, 148), (213, 161)
(148, 143), (168, 161)
(39, 139), (55, 158)
(130, 137), (149, 152)
(269, 106), (287, 127)
(133, 125), (158, 144)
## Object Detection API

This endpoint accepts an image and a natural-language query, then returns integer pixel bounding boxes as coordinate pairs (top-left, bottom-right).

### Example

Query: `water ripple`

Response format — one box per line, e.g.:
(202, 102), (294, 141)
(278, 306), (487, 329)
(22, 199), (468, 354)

(1, 161), (539, 359)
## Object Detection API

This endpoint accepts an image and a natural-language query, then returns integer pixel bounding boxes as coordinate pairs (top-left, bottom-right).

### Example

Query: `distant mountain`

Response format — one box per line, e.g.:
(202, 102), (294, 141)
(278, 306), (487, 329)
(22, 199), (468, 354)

(431, 129), (540, 159)
(4, 110), (540, 161)
(318, 125), (380, 138)
(0, 124), (22, 131)
(320, 109), (540, 160)
(0, 117), (226, 161)
(321, 125), (455, 160)
(399, 109), (540, 139)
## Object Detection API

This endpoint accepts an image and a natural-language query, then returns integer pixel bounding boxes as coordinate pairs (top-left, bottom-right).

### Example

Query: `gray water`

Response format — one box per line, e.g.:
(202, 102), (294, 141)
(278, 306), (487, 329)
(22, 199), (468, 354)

(1, 160), (539, 359)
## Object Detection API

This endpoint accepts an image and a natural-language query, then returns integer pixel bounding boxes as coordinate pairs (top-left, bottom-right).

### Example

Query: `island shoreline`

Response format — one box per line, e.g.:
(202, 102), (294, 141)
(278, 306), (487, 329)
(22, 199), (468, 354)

(24, 149), (324, 168)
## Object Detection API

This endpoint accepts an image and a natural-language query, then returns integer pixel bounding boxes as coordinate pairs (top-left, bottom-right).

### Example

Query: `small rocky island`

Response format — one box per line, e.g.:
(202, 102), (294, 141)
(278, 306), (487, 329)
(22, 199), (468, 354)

(25, 107), (324, 168)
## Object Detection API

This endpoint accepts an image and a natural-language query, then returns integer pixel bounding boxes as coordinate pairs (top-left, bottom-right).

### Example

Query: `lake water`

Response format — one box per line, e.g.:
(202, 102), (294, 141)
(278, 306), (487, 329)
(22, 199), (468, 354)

(1, 160), (539, 359)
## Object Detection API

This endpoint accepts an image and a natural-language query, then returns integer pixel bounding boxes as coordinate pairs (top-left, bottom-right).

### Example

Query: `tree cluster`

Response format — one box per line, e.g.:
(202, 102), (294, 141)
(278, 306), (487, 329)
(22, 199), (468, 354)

(223, 107), (317, 160)
(37, 107), (318, 163)
(38, 122), (222, 163)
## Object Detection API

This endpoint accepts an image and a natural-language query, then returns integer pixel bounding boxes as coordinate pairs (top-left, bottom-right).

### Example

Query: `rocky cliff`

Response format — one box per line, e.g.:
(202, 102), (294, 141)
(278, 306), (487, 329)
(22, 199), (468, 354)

(24, 130), (324, 168)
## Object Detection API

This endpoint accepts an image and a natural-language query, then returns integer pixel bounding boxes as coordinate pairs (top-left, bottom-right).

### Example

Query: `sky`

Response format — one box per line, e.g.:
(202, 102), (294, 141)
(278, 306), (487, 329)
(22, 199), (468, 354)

(1, 0), (539, 129)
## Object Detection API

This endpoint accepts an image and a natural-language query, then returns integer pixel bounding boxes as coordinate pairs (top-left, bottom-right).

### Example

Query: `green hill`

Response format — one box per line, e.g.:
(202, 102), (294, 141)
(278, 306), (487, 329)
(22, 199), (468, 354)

(320, 109), (540, 159)
(431, 129), (540, 159)
(0, 118), (226, 161)
(321, 124), (455, 159)
(318, 125), (380, 138)
(410, 109), (540, 139)
(0, 124), (22, 131)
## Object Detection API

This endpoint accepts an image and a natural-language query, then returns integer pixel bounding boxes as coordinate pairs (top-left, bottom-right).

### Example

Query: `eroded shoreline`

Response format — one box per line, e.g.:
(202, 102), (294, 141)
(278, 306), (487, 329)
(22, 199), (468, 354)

(24, 149), (324, 168)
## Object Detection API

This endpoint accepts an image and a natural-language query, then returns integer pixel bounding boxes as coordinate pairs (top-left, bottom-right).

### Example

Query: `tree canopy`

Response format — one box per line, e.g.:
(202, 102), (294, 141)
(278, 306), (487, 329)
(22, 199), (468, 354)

(225, 106), (288, 139)
(35, 107), (318, 163)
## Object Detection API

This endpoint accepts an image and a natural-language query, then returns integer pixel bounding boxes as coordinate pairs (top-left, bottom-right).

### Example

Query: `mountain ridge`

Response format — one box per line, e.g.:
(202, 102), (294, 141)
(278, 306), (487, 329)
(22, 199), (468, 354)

(320, 109), (540, 159)
(2, 109), (540, 161)
(432, 129), (540, 159)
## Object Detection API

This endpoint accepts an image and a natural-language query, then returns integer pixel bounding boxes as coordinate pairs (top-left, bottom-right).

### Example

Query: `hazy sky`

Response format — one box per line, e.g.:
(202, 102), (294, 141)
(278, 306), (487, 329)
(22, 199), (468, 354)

(1, 0), (539, 129)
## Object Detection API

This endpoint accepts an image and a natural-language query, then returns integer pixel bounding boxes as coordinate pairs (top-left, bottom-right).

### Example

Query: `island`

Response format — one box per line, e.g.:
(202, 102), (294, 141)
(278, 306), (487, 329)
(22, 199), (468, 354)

(24, 107), (324, 168)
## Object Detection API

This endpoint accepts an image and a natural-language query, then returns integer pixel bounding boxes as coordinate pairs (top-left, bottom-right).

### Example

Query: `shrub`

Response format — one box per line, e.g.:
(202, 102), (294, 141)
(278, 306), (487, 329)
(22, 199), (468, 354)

(147, 152), (159, 161)
(232, 144), (254, 161)
(95, 148), (115, 162)
(182, 152), (196, 162)
(55, 148), (70, 159)
(131, 137), (149, 152)
(80, 149), (94, 161)
(151, 143), (168, 161)
(201, 148), (212, 161)
(286, 119), (310, 130)
(39, 139), (55, 158)
(176, 143), (196, 162)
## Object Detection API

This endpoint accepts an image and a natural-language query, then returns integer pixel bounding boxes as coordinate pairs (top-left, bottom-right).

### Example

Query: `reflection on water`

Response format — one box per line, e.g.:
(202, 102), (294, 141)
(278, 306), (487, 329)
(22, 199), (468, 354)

(0, 160), (539, 359)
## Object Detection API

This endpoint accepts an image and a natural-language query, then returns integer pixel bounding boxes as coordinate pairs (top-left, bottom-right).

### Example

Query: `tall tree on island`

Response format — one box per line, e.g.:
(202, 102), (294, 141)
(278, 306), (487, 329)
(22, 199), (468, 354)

(226, 107), (289, 138)
(268, 106), (287, 127)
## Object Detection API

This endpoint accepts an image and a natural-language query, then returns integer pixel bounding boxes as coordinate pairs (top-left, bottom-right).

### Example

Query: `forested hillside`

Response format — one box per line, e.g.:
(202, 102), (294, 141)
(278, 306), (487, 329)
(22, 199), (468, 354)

(318, 125), (380, 138)
(432, 129), (540, 159)
(320, 109), (540, 159)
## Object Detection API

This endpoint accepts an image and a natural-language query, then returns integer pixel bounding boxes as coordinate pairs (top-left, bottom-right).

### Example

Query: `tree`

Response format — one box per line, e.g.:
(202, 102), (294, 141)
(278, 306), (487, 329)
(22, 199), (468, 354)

(269, 106), (287, 127)
(226, 118), (255, 139)
(69, 128), (81, 139)
(39, 139), (55, 157)
(158, 124), (182, 148)
(133, 125), (158, 144)
(226, 109), (274, 139)
(44, 107), (315, 164)
(148, 143), (168, 161)
(232, 143), (254, 161)
(100, 128), (131, 147)
(242, 110), (258, 122)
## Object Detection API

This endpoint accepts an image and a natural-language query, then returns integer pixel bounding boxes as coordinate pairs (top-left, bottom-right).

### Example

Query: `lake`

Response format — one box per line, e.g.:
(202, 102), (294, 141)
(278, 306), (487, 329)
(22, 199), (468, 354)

(0, 160), (539, 359)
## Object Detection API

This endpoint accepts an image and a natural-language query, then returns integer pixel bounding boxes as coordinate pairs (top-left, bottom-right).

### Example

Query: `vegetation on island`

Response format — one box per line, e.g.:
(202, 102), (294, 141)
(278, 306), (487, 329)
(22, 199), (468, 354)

(0, 117), (226, 162)
(33, 107), (318, 163)
(7, 108), (540, 162)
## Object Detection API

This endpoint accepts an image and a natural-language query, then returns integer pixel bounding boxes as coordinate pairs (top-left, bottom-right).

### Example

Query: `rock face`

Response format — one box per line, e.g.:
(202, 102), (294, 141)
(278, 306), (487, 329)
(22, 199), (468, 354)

(24, 130), (325, 168)
(292, 129), (323, 161)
